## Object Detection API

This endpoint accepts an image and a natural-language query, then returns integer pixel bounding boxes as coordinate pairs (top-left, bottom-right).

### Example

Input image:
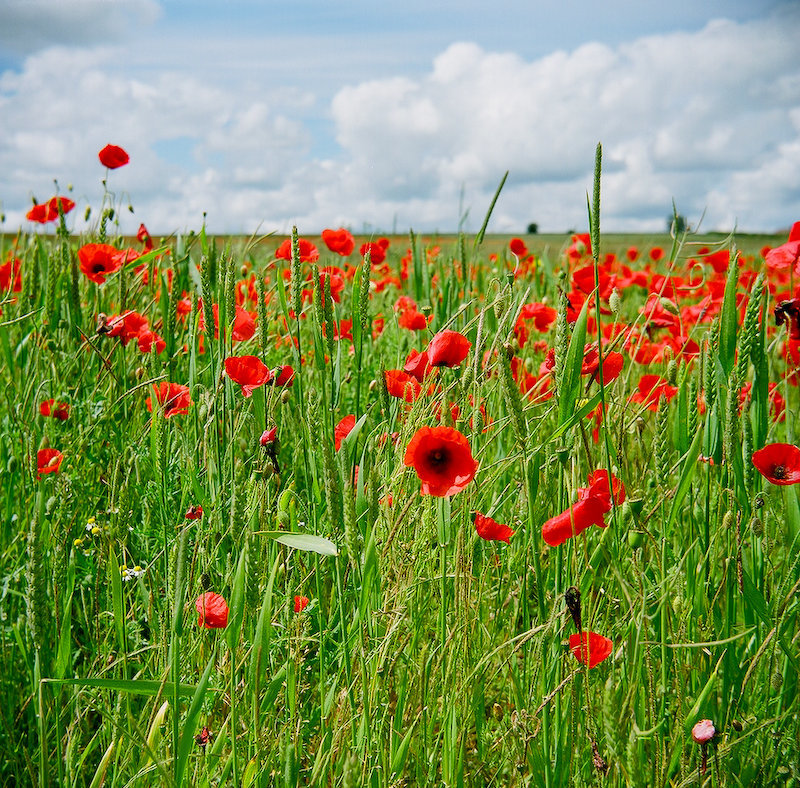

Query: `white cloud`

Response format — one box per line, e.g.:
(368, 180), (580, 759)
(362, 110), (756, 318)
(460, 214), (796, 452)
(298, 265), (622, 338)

(0, 6), (798, 236)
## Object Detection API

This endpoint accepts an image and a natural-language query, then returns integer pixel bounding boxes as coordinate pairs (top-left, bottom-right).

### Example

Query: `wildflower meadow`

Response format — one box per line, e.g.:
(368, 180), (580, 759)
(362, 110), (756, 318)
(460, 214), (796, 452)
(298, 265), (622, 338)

(2, 143), (799, 786)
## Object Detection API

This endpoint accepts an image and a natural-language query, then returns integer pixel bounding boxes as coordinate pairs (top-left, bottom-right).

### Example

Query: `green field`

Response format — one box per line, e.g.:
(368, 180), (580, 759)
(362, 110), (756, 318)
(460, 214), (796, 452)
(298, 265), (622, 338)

(1, 203), (799, 787)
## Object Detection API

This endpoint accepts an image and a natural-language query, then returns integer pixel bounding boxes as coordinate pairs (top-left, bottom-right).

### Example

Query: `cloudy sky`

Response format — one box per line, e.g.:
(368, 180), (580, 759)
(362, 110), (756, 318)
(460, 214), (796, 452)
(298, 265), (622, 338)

(0, 0), (798, 236)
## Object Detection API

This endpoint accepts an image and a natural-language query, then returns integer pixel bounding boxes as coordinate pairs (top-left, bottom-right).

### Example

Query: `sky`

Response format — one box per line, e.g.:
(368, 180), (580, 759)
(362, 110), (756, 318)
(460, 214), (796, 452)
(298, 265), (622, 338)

(0, 0), (798, 237)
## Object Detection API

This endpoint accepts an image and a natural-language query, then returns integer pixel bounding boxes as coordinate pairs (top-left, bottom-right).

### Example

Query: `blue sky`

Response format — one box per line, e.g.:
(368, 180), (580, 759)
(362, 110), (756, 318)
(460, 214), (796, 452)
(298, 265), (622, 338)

(0, 0), (798, 235)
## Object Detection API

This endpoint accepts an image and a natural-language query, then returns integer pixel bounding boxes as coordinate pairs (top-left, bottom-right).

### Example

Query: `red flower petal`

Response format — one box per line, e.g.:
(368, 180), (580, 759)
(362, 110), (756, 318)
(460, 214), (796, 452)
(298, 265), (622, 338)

(403, 426), (478, 497)
(569, 631), (612, 668)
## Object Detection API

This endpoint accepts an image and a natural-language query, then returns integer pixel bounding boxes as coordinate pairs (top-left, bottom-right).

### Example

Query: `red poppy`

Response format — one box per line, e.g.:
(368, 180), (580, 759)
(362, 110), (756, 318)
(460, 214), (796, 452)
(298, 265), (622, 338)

(649, 247), (664, 262)
(518, 302), (557, 332)
(147, 382), (192, 417)
(98, 144), (129, 169)
(569, 631), (612, 668)
(0, 257), (22, 293)
(268, 365), (295, 387)
(185, 505), (204, 520)
(426, 330), (471, 368)
(294, 595), (310, 613)
(39, 399), (70, 421)
(195, 592), (229, 628)
(37, 448), (63, 479)
(102, 311), (150, 345)
(137, 330), (166, 355)
(360, 241), (387, 265)
(509, 238), (528, 258)
(334, 414), (356, 451)
(404, 426), (478, 497)
(225, 355), (271, 397)
(384, 369), (422, 402)
(752, 443), (800, 485)
(137, 223), (154, 251)
(322, 228), (355, 256)
(542, 470), (625, 546)
(27, 196), (75, 224)
(260, 426), (278, 447)
(764, 221), (800, 273)
(473, 512), (514, 544)
(403, 348), (432, 381)
(628, 374), (678, 412)
(275, 238), (319, 263)
(78, 243), (125, 285)
(398, 308), (428, 331)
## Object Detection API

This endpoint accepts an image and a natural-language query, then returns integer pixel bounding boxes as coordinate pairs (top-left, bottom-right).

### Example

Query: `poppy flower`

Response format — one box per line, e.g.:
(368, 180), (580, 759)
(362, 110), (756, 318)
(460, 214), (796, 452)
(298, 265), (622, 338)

(403, 348), (432, 381)
(101, 311), (150, 345)
(39, 399), (70, 421)
(426, 330), (471, 368)
(384, 370), (422, 403)
(275, 238), (319, 263)
(542, 470), (625, 546)
(752, 443), (800, 485)
(137, 223), (154, 251)
(0, 257), (22, 293)
(185, 505), (203, 520)
(224, 355), (271, 397)
(403, 426), (478, 497)
(294, 595), (310, 613)
(628, 374), (678, 412)
(398, 308), (428, 331)
(260, 426), (278, 447)
(98, 144), (129, 169)
(78, 243), (125, 285)
(195, 592), (229, 628)
(473, 512), (514, 544)
(322, 228), (355, 256)
(37, 448), (63, 479)
(569, 631), (612, 668)
(26, 196), (75, 224)
(147, 382), (192, 417)
(268, 365), (295, 387)
(137, 330), (166, 355)
(509, 238), (528, 258)
(360, 241), (387, 266)
(334, 414), (356, 451)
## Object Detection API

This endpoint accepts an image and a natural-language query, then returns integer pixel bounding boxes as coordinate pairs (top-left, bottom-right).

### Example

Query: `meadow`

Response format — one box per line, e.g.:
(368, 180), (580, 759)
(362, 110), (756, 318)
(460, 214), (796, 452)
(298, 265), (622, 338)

(1, 146), (799, 787)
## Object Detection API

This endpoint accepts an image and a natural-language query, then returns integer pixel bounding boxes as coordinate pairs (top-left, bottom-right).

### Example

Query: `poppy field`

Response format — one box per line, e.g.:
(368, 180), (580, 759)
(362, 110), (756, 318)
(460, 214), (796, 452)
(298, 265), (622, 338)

(2, 144), (800, 787)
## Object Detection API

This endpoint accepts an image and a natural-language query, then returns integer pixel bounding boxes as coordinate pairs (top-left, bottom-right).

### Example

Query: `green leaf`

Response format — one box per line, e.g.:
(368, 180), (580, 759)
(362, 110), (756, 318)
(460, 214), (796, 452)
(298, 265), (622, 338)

(226, 542), (248, 652)
(261, 531), (339, 556)
(717, 252), (739, 377)
(175, 654), (217, 787)
(558, 297), (589, 427)
(667, 421), (705, 530)
(41, 677), (208, 697)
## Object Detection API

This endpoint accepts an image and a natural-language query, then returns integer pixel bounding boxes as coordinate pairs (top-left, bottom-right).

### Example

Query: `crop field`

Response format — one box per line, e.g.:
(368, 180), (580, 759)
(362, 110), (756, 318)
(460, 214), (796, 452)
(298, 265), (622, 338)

(1, 146), (799, 787)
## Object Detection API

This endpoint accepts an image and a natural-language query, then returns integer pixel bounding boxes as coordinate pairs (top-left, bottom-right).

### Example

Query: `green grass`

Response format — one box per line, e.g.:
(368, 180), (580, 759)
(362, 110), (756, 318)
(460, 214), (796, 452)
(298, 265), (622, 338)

(0, 212), (797, 787)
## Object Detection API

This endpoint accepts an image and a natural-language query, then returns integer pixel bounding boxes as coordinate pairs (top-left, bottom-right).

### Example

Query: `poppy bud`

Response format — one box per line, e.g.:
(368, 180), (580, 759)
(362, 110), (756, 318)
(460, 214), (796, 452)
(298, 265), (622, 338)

(691, 719), (716, 744)
(564, 586), (581, 631)
(260, 427), (278, 447)
(281, 389), (291, 404)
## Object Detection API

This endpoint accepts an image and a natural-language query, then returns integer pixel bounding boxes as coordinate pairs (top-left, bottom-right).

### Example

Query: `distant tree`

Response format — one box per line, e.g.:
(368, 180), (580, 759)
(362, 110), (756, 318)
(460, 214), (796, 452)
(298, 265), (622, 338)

(527, 222), (539, 234)
(669, 214), (688, 234)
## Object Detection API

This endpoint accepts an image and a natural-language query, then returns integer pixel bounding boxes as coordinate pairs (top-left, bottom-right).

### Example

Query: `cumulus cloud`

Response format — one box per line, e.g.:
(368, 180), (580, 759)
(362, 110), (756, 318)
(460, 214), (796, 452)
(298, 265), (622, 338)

(0, 5), (798, 235)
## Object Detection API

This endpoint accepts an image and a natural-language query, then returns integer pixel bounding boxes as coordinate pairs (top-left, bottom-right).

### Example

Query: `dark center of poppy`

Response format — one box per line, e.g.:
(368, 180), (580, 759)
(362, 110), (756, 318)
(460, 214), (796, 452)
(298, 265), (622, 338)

(428, 448), (449, 467)
(773, 464), (787, 479)
(92, 262), (106, 273)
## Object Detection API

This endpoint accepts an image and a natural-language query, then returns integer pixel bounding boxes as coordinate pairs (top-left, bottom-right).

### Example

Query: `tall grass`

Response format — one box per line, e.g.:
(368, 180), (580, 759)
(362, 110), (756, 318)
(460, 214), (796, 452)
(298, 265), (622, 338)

(0, 180), (797, 787)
